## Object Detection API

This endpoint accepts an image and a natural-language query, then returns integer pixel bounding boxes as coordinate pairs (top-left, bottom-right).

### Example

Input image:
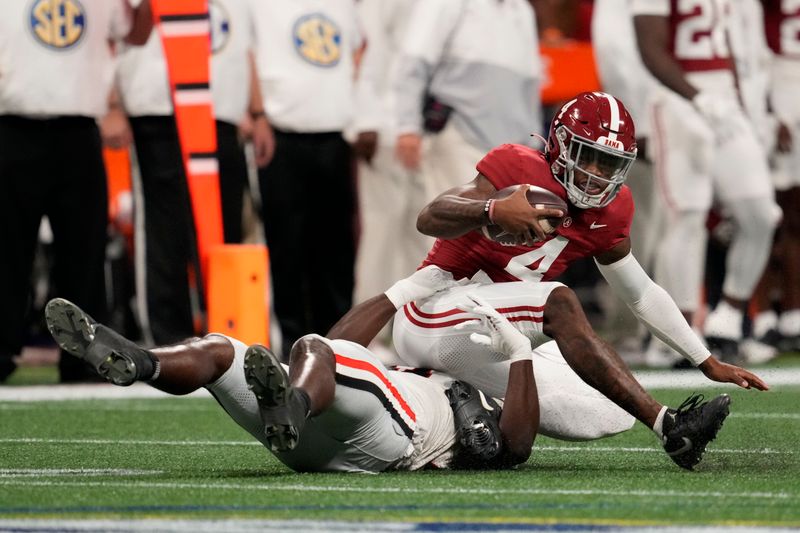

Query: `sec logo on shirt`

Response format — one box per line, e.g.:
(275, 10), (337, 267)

(209, 0), (230, 54)
(29, 0), (86, 50)
(292, 13), (341, 67)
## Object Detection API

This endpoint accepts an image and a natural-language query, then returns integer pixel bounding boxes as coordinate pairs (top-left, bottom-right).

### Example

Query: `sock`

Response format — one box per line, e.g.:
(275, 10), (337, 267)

(146, 353), (161, 382)
(652, 405), (669, 440)
(293, 387), (312, 418)
(778, 310), (800, 337)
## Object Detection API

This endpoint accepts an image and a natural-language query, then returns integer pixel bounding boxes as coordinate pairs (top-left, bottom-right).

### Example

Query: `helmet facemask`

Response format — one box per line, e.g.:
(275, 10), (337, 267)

(552, 125), (636, 209)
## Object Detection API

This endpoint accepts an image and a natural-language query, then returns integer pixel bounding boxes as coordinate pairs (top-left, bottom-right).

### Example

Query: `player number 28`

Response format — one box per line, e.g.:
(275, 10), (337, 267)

(675, 0), (730, 60)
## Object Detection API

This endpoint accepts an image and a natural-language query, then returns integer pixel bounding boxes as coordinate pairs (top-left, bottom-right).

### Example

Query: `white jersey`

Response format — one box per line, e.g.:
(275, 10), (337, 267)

(391, 370), (457, 470)
(117, 0), (252, 123)
(393, 0), (541, 150)
(248, 0), (362, 133)
(0, 0), (131, 118)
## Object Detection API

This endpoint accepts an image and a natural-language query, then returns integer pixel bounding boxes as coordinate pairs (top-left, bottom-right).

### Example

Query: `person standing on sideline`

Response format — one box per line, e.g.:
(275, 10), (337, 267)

(633, 0), (782, 362)
(591, 0), (674, 366)
(392, 0), (543, 201)
(0, 0), (152, 383)
(249, 0), (362, 358)
(115, 0), (273, 345)
(351, 0), (433, 352)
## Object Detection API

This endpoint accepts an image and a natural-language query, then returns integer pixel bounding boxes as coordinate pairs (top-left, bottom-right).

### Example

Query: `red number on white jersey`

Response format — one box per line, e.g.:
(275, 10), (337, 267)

(675, 0), (730, 60)
(781, 0), (800, 55)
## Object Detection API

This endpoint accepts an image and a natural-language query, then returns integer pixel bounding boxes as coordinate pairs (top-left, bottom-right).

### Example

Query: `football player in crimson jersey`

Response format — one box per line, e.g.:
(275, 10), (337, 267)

(381, 92), (769, 468)
(632, 0), (782, 361)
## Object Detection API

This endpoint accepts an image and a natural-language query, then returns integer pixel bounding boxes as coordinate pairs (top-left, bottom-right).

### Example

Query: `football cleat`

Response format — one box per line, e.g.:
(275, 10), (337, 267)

(45, 298), (158, 386)
(243, 344), (307, 452)
(661, 393), (731, 470)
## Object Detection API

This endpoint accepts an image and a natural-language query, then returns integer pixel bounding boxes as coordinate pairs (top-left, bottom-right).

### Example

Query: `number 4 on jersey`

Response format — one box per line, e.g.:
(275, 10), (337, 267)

(504, 236), (570, 281)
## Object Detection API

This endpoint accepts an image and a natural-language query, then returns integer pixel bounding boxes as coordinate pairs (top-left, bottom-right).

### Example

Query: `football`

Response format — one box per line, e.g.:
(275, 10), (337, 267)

(481, 184), (568, 246)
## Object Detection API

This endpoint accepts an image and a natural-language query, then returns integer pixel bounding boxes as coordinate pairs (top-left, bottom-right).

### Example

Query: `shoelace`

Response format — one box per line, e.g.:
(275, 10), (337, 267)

(675, 393), (705, 414)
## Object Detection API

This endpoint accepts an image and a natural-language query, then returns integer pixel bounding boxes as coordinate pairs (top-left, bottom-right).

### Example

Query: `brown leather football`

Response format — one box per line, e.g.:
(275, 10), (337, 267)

(481, 185), (568, 246)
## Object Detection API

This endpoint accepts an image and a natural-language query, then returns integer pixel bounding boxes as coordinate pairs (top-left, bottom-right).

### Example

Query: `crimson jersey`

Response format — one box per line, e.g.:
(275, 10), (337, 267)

(421, 144), (634, 283)
(764, 0), (800, 57)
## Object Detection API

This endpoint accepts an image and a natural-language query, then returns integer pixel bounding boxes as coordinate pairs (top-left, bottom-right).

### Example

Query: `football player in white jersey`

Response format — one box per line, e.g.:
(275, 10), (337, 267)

(43, 268), (540, 472)
(749, 0), (800, 355)
(633, 0), (782, 362)
(45, 264), (743, 471)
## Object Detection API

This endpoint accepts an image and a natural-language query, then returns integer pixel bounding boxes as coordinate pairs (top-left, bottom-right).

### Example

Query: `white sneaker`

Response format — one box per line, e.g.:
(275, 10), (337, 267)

(704, 301), (744, 341)
(740, 338), (777, 365)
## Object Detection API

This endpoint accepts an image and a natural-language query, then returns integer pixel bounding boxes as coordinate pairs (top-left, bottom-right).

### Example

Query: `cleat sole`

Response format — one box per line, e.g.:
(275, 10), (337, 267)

(244, 345), (299, 452)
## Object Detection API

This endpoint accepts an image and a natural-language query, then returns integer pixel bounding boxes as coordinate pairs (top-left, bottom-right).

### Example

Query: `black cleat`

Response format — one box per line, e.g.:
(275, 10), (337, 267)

(45, 298), (158, 386)
(662, 393), (731, 470)
(243, 344), (307, 452)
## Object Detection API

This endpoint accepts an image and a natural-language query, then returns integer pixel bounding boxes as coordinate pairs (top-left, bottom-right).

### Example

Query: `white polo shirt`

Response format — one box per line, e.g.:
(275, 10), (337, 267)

(117, 0), (253, 124)
(249, 0), (362, 133)
(0, 0), (131, 118)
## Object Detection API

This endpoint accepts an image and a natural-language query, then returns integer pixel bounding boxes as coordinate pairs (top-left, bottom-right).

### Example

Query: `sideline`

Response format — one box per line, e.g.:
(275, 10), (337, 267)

(2, 368), (800, 401)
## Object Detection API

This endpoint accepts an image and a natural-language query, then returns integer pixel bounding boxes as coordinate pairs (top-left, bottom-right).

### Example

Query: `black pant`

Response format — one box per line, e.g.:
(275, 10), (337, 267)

(258, 130), (356, 358)
(130, 117), (250, 344)
(217, 120), (249, 244)
(130, 116), (196, 345)
(0, 116), (108, 381)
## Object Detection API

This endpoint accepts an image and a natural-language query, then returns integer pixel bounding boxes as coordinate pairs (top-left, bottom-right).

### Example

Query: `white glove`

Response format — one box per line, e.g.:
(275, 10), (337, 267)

(454, 294), (532, 363)
(384, 265), (457, 309)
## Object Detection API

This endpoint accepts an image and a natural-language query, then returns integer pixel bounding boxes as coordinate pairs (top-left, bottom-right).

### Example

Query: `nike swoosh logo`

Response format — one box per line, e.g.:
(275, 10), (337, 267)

(590, 222), (607, 229)
(666, 437), (693, 456)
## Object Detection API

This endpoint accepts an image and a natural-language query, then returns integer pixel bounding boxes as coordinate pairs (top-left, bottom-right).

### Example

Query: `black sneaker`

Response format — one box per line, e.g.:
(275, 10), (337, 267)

(778, 334), (800, 354)
(243, 344), (308, 452)
(758, 328), (784, 349)
(662, 393), (731, 470)
(44, 298), (158, 386)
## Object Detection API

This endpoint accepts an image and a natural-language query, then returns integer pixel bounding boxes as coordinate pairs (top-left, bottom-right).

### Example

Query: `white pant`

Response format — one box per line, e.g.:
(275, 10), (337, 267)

(206, 336), (415, 473)
(771, 58), (800, 191)
(354, 145), (433, 305)
(649, 80), (773, 211)
(422, 121), (487, 200)
(390, 282), (635, 441)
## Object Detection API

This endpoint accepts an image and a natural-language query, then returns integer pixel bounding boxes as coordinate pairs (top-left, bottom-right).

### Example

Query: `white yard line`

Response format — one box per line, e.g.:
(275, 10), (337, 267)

(0, 437), (793, 456)
(0, 478), (795, 501)
(1, 368), (799, 402)
(0, 468), (162, 477)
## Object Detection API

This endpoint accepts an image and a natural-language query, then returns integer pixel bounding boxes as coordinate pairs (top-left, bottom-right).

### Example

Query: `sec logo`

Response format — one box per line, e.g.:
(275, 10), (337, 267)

(30, 0), (86, 50)
(292, 13), (341, 67)
(209, 0), (230, 54)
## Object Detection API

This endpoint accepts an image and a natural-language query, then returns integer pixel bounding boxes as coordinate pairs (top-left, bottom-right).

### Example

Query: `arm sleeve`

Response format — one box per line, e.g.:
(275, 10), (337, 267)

(595, 252), (711, 366)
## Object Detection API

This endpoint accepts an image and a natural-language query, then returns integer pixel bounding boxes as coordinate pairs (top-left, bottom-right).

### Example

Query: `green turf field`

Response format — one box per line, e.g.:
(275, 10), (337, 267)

(1, 383), (798, 529)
